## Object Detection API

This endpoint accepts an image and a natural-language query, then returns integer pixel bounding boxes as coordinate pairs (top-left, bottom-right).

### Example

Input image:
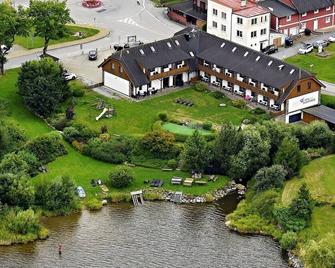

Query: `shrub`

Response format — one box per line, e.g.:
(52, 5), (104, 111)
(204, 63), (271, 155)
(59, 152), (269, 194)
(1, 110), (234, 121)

(143, 191), (164, 201)
(152, 120), (162, 131)
(167, 159), (178, 169)
(232, 99), (247, 109)
(24, 132), (67, 164)
(63, 126), (80, 143)
(51, 117), (70, 131)
(253, 165), (287, 192)
(202, 121), (212, 131)
(280, 231), (298, 250)
(109, 167), (134, 188)
(251, 107), (266, 115)
(195, 81), (208, 92)
(0, 122), (27, 158)
(100, 125), (108, 134)
(158, 112), (168, 122)
(71, 124), (98, 143)
(305, 121), (334, 150)
(6, 209), (40, 235)
(211, 91), (225, 99)
(302, 147), (327, 161)
(69, 80), (85, 97)
(65, 105), (75, 120)
(85, 198), (102, 211)
(248, 189), (280, 219)
(107, 192), (131, 203)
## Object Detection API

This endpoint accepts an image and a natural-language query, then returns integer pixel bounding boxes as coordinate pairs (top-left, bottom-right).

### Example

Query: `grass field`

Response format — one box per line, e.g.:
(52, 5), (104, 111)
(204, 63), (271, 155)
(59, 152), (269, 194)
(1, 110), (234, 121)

(281, 155), (335, 205)
(14, 25), (100, 50)
(0, 69), (230, 199)
(74, 88), (254, 136)
(321, 94), (335, 109)
(162, 122), (212, 136)
(285, 43), (335, 83)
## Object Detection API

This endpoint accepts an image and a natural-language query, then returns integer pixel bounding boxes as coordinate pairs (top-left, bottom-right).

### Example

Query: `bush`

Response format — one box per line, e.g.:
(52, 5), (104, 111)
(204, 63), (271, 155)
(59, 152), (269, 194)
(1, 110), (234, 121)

(280, 231), (298, 250)
(195, 81), (208, 92)
(251, 107), (266, 115)
(202, 121), (212, 131)
(85, 198), (102, 210)
(253, 165), (287, 192)
(50, 117), (70, 131)
(143, 191), (164, 201)
(302, 147), (327, 161)
(231, 99), (247, 109)
(69, 80), (85, 97)
(63, 126), (80, 143)
(248, 189), (280, 219)
(6, 209), (40, 235)
(107, 192), (131, 203)
(158, 112), (168, 122)
(211, 91), (225, 99)
(167, 159), (178, 169)
(109, 167), (134, 188)
(304, 28), (311, 35)
(24, 132), (67, 164)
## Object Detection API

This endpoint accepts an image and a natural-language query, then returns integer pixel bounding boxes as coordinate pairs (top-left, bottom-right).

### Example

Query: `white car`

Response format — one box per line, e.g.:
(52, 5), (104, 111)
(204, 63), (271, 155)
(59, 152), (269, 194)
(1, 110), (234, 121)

(329, 34), (335, 42)
(298, 43), (313, 54)
(76, 186), (86, 198)
(63, 71), (77, 81)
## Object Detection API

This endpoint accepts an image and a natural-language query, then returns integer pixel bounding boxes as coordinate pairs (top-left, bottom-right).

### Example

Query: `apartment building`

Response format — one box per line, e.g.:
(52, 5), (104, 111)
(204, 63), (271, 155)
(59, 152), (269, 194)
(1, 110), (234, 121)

(99, 28), (324, 123)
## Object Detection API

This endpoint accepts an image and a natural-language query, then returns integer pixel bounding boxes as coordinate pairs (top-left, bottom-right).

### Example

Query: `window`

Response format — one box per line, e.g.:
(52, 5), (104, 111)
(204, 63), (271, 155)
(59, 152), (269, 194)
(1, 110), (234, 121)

(261, 17), (263, 23)
(237, 17), (243, 24)
(111, 63), (115, 69)
(221, 24), (226, 32)
(236, 30), (243, 37)
(251, 31), (257, 38)
(261, 28), (267, 35)
(120, 66), (123, 73)
(308, 82), (312, 89)
(286, 15), (291, 22)
(302, 12), (307, 17)
(326, 6), (331, 11)
(326, 16), (331, 23)
(251, 18), (257, 25)
(213, 8), (218, 16)
(265, 16), (267, 22)
(314, 9), (319, 14)
(297, 85), (301, 92)
(221, 12), (226, 19)
(212, 21), (217, 28)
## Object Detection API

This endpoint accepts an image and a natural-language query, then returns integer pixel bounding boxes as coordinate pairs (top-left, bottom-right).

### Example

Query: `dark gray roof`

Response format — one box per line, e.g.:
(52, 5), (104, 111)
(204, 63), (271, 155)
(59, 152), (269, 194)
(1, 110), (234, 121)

(304, 105), (335, 124)
(289, 0), (333, 14)
(168, 1), (207, 21)
(101, 28), (318, 90)
(259, 0), (296, 17)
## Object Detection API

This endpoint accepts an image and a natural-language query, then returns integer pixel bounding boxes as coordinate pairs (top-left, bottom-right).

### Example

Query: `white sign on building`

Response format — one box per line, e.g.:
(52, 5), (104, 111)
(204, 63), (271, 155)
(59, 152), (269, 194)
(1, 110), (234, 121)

(287, 91), (319, 113)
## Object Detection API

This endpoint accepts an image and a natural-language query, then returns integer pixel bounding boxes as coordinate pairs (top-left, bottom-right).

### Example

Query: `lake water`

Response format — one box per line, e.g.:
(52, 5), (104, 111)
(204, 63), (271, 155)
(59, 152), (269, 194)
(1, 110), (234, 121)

(0, 195), (288, 268)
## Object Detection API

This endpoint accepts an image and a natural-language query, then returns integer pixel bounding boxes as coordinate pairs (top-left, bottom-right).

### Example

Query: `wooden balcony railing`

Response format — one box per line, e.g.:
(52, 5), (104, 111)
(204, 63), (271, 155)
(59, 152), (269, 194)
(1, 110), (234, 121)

(149, 65), (189, 81)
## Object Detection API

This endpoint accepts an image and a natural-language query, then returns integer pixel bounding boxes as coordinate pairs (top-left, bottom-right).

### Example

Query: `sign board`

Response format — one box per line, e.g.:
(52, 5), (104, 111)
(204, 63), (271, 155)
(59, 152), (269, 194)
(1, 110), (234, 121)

(287, 91), (319, 113)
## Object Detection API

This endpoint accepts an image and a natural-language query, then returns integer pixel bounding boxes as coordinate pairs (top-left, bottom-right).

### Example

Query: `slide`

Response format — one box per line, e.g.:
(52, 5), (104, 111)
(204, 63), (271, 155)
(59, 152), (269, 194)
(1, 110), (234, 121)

(96, 108), (108, 121)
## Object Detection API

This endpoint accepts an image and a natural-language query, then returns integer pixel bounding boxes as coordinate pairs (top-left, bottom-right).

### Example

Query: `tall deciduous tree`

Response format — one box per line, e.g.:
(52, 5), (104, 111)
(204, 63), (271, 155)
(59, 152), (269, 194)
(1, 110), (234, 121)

(0, 3), (29, 75)
(17, 58), (70, 117)
(182, 130), (209, 173)
(29, 0), (74, 55)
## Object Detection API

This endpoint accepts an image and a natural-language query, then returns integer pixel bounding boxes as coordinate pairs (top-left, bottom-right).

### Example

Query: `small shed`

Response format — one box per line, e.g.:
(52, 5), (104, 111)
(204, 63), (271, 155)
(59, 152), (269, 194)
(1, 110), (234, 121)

(303, 105), (335, 129)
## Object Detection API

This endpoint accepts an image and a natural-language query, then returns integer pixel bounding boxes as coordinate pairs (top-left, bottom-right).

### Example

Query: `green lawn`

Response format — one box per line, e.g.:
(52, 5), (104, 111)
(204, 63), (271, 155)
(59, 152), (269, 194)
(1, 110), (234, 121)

(282, 155), (335, 205)
(0, 69), (230, 199)
(321, 94), (335, 109)
(14, 25), (100, 50)
(285, 43), (335, 83)
(74, 88), (254, 136)
(162, 122), (212, 136)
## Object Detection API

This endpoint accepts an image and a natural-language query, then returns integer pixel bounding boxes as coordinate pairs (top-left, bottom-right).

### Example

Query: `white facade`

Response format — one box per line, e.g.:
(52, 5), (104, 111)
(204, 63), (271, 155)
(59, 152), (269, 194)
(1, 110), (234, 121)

(207, 0), (271, 51)
(104, 72), (130, 96)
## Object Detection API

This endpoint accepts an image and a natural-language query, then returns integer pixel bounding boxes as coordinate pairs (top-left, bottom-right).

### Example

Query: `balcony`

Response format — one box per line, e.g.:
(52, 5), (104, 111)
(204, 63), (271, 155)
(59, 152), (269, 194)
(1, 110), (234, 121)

(150, 65), (189, 80)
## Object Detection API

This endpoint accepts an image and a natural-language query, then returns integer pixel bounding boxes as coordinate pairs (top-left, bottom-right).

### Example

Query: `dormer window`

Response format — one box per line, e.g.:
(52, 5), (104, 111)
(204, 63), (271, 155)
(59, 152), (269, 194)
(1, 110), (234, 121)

(175, 40), (180, 46)
(290, 69), (295, 75)
(220, 42), (225, 48)
(243, 52), (249, 57)
(139, 49), (144, 55)
(232, 47), (237, 52)
(314, 9), (319, 14)
(278, 64), (285, 70)
(167, 42), (172, 48)
(189, 51), (194, 57)
(256, 56), (260, 61)
(268, 60), (273, 66)
(150, 46), (156, 52)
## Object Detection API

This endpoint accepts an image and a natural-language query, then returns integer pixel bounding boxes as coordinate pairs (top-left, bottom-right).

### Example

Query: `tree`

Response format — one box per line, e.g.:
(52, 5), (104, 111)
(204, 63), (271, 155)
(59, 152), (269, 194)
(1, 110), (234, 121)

(109, 167), (134, 188)
(0, 3), (29, 75)
(18, 58), (70, 117)
(305, 121), (334, 150)
(6, 209), (40, 235)
(228, 129), (270, 180)
(274, 137), (303, 178)
(211, 123), (242, 174)
(29, 0), (74, 55)
(0, 150), (39, 176)
(289, 183), (313, 222)
(0, 121), (27, 159)
(304, 233), (335, 268)
(253, 165), (287, 192)
(0, 173), (35, 209)
(182, 130), (209, 173)
(280, 231), (298, 250)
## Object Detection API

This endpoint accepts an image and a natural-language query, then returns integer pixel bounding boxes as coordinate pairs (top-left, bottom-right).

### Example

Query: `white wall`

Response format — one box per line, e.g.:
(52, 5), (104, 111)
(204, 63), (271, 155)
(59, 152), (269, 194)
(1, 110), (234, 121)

(104, 72), (130, 96)
(287, 91), (320, 113)
(152, 79), (161, 89)
(207, 1), (232, 40)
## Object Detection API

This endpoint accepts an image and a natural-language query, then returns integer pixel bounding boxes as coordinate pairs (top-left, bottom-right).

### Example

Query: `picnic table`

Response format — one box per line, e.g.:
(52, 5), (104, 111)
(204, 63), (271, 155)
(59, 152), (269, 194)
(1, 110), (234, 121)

(183, 178), (194, 186)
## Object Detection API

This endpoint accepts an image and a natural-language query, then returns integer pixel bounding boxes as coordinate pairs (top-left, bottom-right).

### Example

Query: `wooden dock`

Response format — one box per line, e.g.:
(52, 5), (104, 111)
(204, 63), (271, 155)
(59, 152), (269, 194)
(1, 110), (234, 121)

(130, 190), (144, 206)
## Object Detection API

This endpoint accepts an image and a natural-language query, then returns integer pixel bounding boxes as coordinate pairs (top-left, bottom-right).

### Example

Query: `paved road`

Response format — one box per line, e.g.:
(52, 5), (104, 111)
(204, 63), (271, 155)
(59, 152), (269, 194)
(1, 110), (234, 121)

(5, 0), (182, 70)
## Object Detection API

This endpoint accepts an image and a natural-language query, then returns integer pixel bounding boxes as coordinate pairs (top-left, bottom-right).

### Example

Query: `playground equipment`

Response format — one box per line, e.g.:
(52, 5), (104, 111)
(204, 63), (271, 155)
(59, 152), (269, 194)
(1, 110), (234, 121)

(82, 0), (102, 8)
(95, 107), (115, 121)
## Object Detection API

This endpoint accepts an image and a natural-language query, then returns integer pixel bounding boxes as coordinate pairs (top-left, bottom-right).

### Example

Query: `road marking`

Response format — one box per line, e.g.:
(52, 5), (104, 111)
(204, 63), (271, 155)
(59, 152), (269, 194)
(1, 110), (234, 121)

(117, 17), (141, 27)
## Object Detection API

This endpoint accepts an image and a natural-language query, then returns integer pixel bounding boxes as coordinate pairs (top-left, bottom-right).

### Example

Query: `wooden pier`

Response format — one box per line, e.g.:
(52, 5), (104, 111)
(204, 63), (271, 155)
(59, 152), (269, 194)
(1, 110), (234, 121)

(130, 190), (144, 206)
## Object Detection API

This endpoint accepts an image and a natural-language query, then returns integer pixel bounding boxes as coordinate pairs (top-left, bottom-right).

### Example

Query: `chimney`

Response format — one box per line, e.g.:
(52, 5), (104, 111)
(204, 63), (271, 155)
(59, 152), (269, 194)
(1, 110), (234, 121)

(241, 0), (247, 7)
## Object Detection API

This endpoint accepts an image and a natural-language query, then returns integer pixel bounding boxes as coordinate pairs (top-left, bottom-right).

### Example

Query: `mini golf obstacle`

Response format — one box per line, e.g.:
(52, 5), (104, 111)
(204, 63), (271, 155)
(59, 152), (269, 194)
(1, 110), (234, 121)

(82, 0), (102, 8)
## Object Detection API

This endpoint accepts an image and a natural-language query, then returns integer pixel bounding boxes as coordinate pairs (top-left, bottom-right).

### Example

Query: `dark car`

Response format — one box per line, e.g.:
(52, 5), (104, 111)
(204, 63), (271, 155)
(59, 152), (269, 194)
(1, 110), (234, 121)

(114, 44), (124, 51)
(123, 41), (144, 49)
(261, 45), (278, 55)
(285, 36), (293, 47)
(88, 50), (98, 60)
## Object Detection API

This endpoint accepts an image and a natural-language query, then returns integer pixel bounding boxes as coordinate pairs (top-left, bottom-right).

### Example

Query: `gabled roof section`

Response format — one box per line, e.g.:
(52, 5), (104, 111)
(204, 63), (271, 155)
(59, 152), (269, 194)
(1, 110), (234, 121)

(259, 0), (296, 17)
(281, 0), (333, 14)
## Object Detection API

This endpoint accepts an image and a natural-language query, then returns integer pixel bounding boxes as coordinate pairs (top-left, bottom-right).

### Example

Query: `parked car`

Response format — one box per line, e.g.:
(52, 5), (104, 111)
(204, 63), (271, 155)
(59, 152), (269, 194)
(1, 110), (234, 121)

(298, 43), (313, 54)
(312, 40), (329, 48)
(123, 40), (144, 49)
(113, 44), (124, 51)
(328, 34), (335, 42)
(285, 36), (293, 47)
(63, 70), (77, 81)
(261, 45), (278, 55)
(88, 50), (98, 60)
(76, 186), (86, 198)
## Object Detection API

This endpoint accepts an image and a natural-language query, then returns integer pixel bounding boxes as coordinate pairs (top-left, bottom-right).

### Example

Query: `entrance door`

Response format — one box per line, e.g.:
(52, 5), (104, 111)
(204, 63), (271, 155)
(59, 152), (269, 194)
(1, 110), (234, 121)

(163, 77), (169, 88)
(313, 20), (318, 30)
(175, 74), (184, 87)
(289, 113), (302, 123)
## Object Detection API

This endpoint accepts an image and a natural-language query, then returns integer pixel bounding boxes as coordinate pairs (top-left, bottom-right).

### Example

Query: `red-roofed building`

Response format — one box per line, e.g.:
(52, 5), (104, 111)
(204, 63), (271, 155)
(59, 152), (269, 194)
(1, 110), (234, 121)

(207, 0), (271, 51)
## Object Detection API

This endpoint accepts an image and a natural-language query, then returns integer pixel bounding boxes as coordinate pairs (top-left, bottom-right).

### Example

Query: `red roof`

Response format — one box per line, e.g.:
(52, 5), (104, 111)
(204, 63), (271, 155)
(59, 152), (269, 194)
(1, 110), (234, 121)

(234, 5), (269, 17)
(211, 0), (269, 17)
